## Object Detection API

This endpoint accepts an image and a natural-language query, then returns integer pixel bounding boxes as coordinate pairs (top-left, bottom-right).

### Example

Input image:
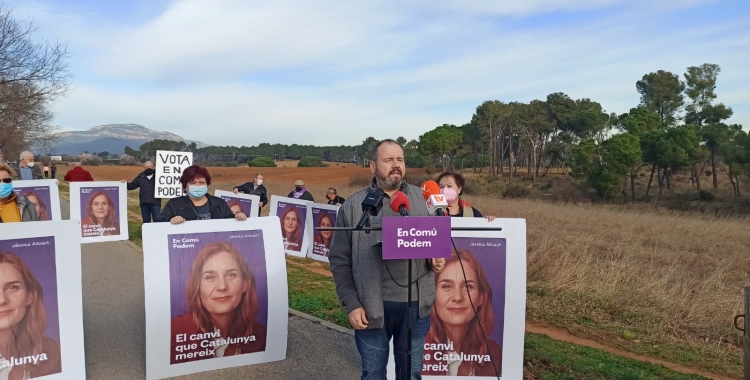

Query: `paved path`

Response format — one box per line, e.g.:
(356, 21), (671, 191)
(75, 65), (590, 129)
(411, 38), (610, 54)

(60, 202), (362, 379)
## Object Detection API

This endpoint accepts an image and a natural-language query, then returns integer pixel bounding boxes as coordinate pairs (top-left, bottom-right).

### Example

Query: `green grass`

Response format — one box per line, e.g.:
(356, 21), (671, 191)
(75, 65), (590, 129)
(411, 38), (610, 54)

(524, 334), (707, 380)
(128, 220), (143, 246)
(285, 263), (710, 380)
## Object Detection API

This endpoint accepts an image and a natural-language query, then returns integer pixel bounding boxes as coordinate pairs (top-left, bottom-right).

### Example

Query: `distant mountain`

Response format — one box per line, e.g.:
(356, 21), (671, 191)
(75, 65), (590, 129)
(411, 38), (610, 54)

(38, 124), (206, 155)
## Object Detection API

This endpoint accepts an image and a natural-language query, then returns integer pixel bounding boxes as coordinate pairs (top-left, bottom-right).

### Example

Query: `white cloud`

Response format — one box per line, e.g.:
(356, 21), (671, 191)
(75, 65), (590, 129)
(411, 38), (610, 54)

(17, 0), (750, 146)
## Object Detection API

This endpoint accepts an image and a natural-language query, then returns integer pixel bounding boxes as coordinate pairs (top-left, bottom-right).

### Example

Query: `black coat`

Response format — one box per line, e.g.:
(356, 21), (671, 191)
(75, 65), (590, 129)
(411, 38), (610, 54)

(288, 190), (314, 202)
(157, 195), (234, 222)
(127, 171), (161, 206)
(232, 182), (268, 207)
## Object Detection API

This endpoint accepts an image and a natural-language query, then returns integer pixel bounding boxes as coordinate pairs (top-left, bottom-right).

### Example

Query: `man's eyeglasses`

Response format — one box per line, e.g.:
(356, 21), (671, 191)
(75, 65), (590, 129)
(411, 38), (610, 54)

(0, 178), (12, 183)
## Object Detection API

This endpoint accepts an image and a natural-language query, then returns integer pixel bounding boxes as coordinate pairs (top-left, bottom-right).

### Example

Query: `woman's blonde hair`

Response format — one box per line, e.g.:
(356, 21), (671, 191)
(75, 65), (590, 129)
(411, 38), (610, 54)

(0, 253), (48, 358)
(86, 191), (116, 227)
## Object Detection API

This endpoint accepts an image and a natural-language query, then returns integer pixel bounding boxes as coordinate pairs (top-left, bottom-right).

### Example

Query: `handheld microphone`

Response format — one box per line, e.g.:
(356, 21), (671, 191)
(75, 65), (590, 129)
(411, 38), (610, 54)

(356, 188), (384, 229)
(389, 191), (410, 216)
(421, 180), (448, 216)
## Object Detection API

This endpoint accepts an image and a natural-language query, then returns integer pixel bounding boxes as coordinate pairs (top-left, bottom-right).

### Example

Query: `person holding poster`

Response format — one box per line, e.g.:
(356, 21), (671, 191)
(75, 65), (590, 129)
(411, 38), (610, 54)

(280, 207), (303, 252)
(232, 173), (267, 216)
(0, 252), (62, 378)
(158, 165), (247, 224)
(170, 241), (267, 364)
(437, 172), (495, 221)
(422, 248), (503, 377)
(81, 191), (121, 237)
(21, 191), (49, 221)
(311, 210), (334, 257)
(0, 164), (38, 223)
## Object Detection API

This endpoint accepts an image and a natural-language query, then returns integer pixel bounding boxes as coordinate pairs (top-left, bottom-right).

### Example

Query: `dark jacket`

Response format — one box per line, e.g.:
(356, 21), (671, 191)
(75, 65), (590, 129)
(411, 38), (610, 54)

(10, 162), (43, 180)
(327, 195), (345, 205)
(64, 167), (94, 182)
(328, 178), (435, 329)
(157, 194), (234, 222)
(233, 182), (268, 207)
(448, 206), (483, 217)
(0, 193), (38, 223)
(288, 189), (314, 202)
(127, 171), (161, 206)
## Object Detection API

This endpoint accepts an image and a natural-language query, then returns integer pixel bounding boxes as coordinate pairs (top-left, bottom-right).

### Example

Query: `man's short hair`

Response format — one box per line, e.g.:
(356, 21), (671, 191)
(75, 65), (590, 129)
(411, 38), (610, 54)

(20, 151), (33, 160)
(371, 139), (403, 162)
(328, 187), (337, 194)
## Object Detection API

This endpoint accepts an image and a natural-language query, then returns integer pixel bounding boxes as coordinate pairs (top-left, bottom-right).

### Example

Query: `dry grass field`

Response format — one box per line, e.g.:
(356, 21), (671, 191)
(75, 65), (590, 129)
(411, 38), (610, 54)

(73, 162), (748, 377)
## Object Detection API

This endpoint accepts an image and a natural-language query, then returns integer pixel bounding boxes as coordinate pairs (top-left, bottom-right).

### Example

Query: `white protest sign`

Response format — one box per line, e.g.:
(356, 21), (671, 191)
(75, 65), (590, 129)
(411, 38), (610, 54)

(69, 181), (129, 244)
(155, 150), (193, 198)
(387, 217), (526, 380)
(269, 195), (312, 257)
(13, 179), (62, 221)
(306, 202), (339, 263)
(0, 221), (87, 380)
(142, 217), (289, 380)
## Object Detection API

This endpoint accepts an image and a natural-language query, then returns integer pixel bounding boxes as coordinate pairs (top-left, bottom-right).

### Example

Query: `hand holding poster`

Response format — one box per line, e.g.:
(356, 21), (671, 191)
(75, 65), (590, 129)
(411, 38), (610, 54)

(155, 150), (193, 199)
(214, 190), (260, 218)
(0, 221), (87, 380)
(69, 181), (129, 243)
(306, 203), (339, 263)
(269, 196), (311, 257)
(143, 217), (288, 380)
(12, 179), (61, 221)
(386, 217), (526, 380)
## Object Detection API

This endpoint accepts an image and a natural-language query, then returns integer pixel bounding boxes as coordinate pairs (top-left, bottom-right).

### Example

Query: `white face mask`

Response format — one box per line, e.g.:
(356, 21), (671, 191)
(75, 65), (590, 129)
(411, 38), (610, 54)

(256, 180), (263, 185)
(27, 161), (34, 167)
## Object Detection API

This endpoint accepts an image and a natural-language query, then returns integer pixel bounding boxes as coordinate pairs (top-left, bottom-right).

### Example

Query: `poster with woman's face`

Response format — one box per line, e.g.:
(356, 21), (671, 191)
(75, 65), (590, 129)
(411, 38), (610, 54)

(69, 182), (129, 243)
(214, 190), (260, 218)
(305, 204), (339, 263)
(386, 218), (527, 380)
(269, 196), (311, 257)
(0, 221), (87, 380)
(143, 217), (288, 380)
(168, 231), (268, 366)
(12, 179), (61, 221)
(0, 236), (62, 378)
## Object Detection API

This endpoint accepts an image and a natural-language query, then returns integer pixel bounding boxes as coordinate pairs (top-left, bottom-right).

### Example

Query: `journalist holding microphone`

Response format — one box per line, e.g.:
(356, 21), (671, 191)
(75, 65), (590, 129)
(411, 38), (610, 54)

(329, 139), (445, 380)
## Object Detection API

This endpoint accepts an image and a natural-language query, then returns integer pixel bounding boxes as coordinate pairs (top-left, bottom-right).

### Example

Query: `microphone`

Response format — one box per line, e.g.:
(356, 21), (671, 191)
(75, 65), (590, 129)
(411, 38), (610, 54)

(421, 180), (448, 216)
(389, 191), (410, 216)
(356, 188), (384, 229)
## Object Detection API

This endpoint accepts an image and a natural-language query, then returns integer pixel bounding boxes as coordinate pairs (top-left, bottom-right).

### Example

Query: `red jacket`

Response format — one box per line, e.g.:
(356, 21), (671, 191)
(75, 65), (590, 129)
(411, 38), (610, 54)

(64, 167), (94, 182)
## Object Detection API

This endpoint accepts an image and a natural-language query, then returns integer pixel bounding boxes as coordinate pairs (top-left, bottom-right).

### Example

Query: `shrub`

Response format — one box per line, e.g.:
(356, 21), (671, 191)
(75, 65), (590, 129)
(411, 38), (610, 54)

(699, 190), (715, 201)
(248, 156), (276, 167)
(502, 183), (530, 198)
(119, 154), (139, 166)
(79, 153), (102, 166)
(298, 156), (325, 167)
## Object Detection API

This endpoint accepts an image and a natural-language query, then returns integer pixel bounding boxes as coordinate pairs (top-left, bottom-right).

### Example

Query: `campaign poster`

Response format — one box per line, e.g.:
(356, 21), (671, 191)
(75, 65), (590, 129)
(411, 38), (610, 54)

(0, 221), (87, 380)
(269, 195), (311, 257)
(306, 203), (339, 263)
(386, 217), (526, 380)
(69, 182), (129, 243)
(214, 190), (260, 218)
(12, 179), (62, 221)
(155, 150), (193, 199)
(143, 218), (288, 380)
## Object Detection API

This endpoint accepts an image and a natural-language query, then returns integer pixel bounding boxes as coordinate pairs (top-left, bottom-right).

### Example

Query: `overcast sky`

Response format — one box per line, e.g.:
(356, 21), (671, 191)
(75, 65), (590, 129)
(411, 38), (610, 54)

(9, 0), (750, 146)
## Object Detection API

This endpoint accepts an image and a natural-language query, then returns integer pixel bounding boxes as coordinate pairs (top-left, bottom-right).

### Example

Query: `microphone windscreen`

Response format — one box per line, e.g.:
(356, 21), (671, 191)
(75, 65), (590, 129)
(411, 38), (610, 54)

(441, 187), (458, 204)
(389, 191), (410, 213)
(421, 180), (441, 200)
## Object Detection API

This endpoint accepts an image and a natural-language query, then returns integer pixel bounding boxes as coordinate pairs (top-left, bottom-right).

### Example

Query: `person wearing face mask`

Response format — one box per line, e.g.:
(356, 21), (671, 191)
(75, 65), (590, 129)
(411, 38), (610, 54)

(288, 180), (314, 202)
(232, 173), (267, 216)
(0, 163), (39, 223)
(157, 165), (247, 224)
(436, 171), (495, 221)
(120, 160), (162, 223)
(326, 188), (345, 206)
(10, 151), (43, 180)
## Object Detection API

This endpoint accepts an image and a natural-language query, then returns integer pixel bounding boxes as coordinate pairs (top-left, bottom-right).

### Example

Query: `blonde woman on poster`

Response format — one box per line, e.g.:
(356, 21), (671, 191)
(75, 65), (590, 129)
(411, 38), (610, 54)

(422, 249), (503, 377)
(280, 207), (303, 252)
(0, 252), (62, 379)
(170, 242), (267, 365)
(81, 191), (121, 237)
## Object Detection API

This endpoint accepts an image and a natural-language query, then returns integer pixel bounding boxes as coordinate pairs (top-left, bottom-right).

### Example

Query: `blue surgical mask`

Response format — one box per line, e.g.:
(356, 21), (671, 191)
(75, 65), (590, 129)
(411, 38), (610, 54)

(188, 185), (208, 199)
(0, 183), (13, 198)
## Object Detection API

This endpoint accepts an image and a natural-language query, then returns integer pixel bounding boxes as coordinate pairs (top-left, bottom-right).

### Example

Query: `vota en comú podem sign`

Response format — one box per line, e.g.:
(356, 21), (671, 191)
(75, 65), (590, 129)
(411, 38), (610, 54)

(155, 151), (193, 199)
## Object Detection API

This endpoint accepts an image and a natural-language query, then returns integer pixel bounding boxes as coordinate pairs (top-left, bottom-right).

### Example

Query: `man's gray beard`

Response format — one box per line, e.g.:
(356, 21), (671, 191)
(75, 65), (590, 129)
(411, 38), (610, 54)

(376, 172), (404, 190)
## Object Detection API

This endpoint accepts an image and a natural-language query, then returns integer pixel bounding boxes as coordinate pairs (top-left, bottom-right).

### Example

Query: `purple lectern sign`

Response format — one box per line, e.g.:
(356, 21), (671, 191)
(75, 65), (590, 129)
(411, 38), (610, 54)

(382, 216), (451, 260)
